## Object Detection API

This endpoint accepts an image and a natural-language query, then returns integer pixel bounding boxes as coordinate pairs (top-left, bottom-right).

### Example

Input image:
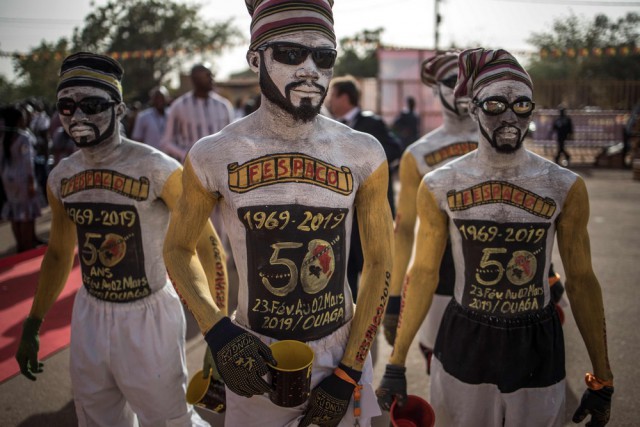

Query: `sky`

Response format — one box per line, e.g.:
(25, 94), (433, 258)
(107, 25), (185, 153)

(0, 0), (638, 84)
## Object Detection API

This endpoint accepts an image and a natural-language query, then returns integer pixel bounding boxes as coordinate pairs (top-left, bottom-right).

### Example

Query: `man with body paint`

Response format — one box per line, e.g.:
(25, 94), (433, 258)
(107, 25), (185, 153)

(163, 1), (393, 426)
(376, 48), (613, 427)
(381, 52), (478, 374)
(15, 52), (226, 427)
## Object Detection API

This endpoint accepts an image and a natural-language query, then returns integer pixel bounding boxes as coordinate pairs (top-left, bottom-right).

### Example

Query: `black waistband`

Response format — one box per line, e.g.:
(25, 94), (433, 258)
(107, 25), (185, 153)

(449, 298), (557, 328)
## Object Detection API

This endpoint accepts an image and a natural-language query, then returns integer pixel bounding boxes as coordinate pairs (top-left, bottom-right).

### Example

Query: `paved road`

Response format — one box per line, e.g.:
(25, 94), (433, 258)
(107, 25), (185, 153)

(1, 167), (638, 426)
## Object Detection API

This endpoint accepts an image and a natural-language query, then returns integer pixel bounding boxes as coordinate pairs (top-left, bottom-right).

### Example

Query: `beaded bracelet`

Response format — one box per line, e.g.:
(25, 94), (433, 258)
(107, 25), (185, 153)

(585, 372), (614, 390)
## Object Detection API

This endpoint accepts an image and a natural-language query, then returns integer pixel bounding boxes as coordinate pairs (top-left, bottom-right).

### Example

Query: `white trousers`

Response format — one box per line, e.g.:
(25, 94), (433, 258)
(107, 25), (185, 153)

(430, 357), (565, 427)
(224, 319), (381, 426)
(70, 284), (209, 427)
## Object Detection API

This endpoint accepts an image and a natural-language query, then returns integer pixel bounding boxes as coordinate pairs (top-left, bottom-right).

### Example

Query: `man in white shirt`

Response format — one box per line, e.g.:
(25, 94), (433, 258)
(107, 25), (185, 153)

(160, 64), (233, 162)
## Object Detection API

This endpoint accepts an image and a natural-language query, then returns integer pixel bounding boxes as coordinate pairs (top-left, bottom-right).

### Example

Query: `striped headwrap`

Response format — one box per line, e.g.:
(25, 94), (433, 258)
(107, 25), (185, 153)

(246, 0), (335, 50)
(454, 48), (532, 99)
(421, 51), (459, 87)
(57, 52), (124, 102)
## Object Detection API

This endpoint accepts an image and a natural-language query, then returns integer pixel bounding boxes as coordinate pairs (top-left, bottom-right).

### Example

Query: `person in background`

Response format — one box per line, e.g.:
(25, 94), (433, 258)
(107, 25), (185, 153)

(392, 96), (420, 151)
(551, 106), (573, 166)
(131, 85), (170, 149)
(15, 52), (225, 427)
(326, 74), (402, 301)
(122, 100), (142, 138)
(27, 98), (51, 201)
(0, 105), (42, 252)
(377, 48), (613, 427)
(161, 63), (233, 162)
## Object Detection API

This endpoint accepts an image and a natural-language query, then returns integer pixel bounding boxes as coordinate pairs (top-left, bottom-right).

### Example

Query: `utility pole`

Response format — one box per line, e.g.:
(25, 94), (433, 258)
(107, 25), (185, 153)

(434, 0), (442, 51)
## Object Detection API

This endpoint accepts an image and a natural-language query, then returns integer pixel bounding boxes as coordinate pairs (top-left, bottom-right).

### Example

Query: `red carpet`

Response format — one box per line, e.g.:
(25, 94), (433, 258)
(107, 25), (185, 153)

(0, 246), (81, 383)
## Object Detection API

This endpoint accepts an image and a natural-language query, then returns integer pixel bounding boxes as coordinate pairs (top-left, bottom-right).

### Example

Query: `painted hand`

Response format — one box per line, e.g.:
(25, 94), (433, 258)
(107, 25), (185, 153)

(383, 295), (401, 345)
(375, 364), (407, 411)
(299, 365), (361, 427)
(204, 317), (276, 397)
(15, 317), (44, 381)
(572, 386), (613, 426)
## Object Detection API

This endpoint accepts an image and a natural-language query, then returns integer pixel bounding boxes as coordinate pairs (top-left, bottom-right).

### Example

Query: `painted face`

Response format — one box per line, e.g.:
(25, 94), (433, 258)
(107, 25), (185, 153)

(438, 71), (470, 117)
(472, 80), (533, 154)
(256, 32), (334, 122)
(57, 86), (119, 148)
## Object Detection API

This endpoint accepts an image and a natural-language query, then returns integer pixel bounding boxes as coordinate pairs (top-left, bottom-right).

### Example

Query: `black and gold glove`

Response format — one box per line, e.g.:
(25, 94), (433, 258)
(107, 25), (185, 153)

(205, 317), (276, 397)
(299, 364), (361, 427)
(375, 364), (407, 411)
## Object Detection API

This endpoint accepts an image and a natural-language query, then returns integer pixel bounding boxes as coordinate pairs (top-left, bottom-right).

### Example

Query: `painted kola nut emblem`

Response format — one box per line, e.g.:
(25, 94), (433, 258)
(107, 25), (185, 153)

(301, 239), (335, 294)
(506, 250), (537, 286)
(99, 233), (127, 267)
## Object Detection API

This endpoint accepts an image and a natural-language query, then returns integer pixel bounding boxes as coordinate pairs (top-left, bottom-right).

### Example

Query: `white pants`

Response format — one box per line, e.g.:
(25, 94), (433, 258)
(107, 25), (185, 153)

(430, 357), (565, 427)
(418, 294), (451, 350)
(70, 284), (209, 427)
(225, 319), (381, 426)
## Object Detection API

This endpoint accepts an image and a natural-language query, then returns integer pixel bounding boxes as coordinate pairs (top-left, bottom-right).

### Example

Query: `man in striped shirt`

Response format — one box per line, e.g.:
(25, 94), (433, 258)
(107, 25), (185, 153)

(161, 64), (234, 162)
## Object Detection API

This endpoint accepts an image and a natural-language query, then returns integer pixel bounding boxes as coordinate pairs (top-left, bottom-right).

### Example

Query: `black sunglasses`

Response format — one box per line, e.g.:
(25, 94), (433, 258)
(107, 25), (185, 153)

(257, 42), (337, 69)
(473, 96), (535, 117)
(439, 75), (457, 89)
(57, 97), (116, 116)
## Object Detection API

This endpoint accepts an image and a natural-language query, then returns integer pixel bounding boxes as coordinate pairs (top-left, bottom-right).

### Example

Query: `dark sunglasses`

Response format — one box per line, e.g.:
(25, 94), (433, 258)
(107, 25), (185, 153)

(57, 97), (116, 116)
(257, 42), (337, 69)
(439, 75), (457, 89)
(473, 96), (535, 117)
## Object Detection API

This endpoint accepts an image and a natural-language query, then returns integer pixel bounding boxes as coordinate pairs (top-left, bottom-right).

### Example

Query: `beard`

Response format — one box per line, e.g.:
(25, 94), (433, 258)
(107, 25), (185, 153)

(68, 108), (116, 148)
(479, 124), (526, 154)
(259, 56), (326, 123)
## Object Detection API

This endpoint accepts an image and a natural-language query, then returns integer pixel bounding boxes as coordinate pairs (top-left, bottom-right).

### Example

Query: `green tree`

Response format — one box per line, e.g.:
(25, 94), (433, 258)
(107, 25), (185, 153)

(10, 39), (70, 104)
(0, 74), (21, 104)
(527, 12), (640, 80)
(71, 0), (243, 102)
(334, 28), (383, 78)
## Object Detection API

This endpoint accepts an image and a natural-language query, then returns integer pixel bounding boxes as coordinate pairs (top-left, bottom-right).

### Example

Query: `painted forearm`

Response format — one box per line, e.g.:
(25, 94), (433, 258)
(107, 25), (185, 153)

(341, 163), (394, 370)
(390, 152), (421, 297)
(163, 159), (225, 334)
(557, 178), (612, 380)
(29, 187), (77, 319)
(389, 184), (448, 366)
(196, 222), (229, 316)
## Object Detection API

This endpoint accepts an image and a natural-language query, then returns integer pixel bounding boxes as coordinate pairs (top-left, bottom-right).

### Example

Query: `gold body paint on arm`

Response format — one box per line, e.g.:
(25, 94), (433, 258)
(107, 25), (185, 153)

(557, 177), (613, 381)
(29, 186), (78, 320)
(163, 158), (227, 333)
(390, 151), (422, 297)
(341, 162), (394, 370)
(389, 182), (448, 366)
(161, 168), (228, 316)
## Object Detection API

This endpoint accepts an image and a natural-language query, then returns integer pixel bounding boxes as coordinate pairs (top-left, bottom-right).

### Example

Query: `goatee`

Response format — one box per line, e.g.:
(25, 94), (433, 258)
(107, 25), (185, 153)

(259, 55), (326, 123)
